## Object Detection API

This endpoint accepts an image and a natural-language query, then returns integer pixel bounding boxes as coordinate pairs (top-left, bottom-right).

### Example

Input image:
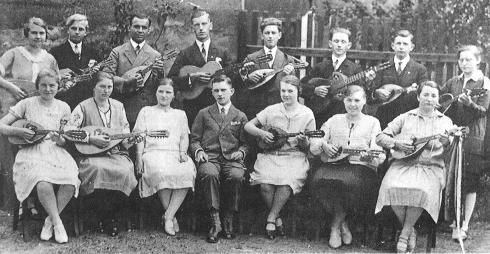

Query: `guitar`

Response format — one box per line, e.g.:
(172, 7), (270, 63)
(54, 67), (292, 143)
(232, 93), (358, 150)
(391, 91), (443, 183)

(438, 88), (488, 114)
(391, 126), (468, 160)
(326, 146), (385, 163)
(8, 119), (87, 145)
(258, 125), (325, 151)
(121, 49), (179, 91)
(247, 62), (309, 90)
(373, 83), (418, 106)
(58, 58), (114, 91)
(307, 61), (391, 114)
(0, 79), (38, 118)
(179, 54), (273, 100)
(74, 125), (169, 155)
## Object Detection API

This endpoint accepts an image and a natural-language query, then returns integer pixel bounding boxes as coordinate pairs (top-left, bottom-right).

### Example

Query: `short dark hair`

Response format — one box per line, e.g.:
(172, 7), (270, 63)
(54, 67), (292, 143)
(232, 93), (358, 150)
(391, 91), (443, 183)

(343, 85), (366, 99)
(260, 17), (282, 33)
(210, 74), (232, 88)
(35, 69), (59, 90)
(158, 78), (175, 89)
(394, 29), (414, 42)
(23, 17), (47, 38)
(191, 10), (211, 23)
(457, 45), (483, 61)
(330, 27), (351, 40)
(130, 13), (151, 27)
(280, 75), (301, 95)
(417, 80), (440, 95)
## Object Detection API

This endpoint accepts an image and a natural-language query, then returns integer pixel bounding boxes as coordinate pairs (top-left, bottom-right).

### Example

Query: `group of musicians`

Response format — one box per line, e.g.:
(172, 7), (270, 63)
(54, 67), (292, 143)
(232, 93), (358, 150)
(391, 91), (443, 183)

(0, 9), (488, 253)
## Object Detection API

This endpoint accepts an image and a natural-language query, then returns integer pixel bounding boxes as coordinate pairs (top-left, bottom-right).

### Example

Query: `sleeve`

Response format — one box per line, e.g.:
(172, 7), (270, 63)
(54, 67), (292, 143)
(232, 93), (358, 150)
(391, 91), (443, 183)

(369, 118), (383, 150)
(255, 106), (269, 126)
(417, 65), (429, 84)
(167, 52), (190, 92)
(305, 110), (316, 131)
(133, 107), (146, 132)
(467, 77), (490, 116)
(103, 49), (126, 94)
(300, 64), (323, 99)
(61, 102), (71, 124)
(376, 114), (405, 149)
(182, 111), (190, 135)
(310, 117), (332, 156)
(8, 98), (26, 119)
(0, 49), (15, 77)
(120, 107), (131, 134)
(189, 110), (205, 158)
(237, 113), (250, 157)
(68, 105), (85, 129)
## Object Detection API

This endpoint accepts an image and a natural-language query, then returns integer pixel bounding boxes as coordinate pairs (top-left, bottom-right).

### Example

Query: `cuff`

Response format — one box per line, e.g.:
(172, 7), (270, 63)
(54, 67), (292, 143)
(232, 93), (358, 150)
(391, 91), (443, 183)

(194, 148), (203, 159)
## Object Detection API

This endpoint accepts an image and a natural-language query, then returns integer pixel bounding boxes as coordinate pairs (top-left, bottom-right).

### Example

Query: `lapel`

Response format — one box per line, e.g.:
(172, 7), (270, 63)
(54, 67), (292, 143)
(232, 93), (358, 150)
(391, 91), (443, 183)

(208, 104), (223, 128)
(257, 49), (270, 69)
(191, 42), (206, 67)
(222, 104), (238, 129)
(400, 59), (414, 78)
(133, 43), (153, 67)
(122, 42), (137, 66)
(272, 49), (286, 70)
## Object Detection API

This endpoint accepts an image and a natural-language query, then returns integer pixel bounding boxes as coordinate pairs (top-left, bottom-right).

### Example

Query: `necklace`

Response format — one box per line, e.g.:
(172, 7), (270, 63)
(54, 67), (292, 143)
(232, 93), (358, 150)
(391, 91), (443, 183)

(93, 98), (112, 128)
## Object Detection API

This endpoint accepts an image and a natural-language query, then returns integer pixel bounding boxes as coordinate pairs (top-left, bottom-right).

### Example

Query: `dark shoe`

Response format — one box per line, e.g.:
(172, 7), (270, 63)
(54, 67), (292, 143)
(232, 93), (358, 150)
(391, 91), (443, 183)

(207, 211), (222, 243)
(266, 221), (276, 240)
(222, 212), (235, 239)
(275, 217), (285, 237)
(108, 219), (118, 237)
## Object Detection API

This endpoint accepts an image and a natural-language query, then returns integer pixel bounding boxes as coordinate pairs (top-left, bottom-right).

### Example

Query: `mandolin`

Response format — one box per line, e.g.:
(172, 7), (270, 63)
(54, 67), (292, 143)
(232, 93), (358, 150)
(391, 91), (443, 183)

(74, 125), (169, 155)
(438, 88), (487, 114)
(8, 119), (87, 145)
(247, 62), (309, 90)
(179, 54), (273, 100)
(121, 49), (179, 92)
(391, 126), (468, 160)
(307, 61), (391, 115)
(326, 146), (385, 163)
(373, 83), (418, 106)
(58, 58), (114, 91)
(257, 125), (325, 151)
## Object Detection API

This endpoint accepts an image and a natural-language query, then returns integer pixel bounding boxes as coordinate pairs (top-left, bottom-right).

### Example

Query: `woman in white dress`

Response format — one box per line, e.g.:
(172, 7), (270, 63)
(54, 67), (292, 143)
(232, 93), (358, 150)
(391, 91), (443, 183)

(0, 69), (79, 243)
(134, 78), (196, 236)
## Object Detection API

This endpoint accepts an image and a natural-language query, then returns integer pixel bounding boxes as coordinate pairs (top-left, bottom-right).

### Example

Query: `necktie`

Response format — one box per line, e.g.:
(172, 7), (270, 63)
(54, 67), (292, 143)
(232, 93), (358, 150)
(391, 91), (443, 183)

(397, 62), (403, 75)
(135, 45), (141, 55)
(220, 107), (225, 115)
(74, 44), (81, 60)
(201, 43), (206, 62)
(333, 59), (339, 71)
(268, 50), (273, 68)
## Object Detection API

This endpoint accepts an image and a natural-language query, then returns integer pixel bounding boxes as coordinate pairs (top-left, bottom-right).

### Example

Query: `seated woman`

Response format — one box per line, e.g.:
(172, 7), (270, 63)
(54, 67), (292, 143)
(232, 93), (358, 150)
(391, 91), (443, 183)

(68, 71), (138, 237)
(309, 85), (385, 248)
(375, 81), (454, 253)
(244, 75), (315, 239)
(0, 69), (79, 243)
(134, 78), (196, 236)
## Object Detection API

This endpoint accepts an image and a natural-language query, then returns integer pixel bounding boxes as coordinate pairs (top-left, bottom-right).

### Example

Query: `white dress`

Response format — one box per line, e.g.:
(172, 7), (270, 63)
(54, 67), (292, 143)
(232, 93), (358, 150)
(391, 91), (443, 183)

(133, 106), (196, 198)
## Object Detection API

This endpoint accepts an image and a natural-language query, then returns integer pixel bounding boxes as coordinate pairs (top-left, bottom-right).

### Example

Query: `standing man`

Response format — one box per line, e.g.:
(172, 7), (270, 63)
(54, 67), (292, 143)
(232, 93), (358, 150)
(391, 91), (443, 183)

(301, 27), (365, 128)
(50, 13), (102, 109)
(238, 17), (295, 120)
(368, 30), (428, 128)
(104, 13), (164, 127)
(168, 10), (232, 126)
(190, 75), (249, 243)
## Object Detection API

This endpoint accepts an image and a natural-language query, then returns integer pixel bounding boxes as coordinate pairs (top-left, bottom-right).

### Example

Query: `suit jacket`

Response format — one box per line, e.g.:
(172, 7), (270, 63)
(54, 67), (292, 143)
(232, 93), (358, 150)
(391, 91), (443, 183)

(50, 41), (101, 109)
(104, 41), (161, 124)
(236, 48), (295, 119)
(300, 57), (363, 127)
(190, 103), (249, 161)
(369, 58), (428, 128)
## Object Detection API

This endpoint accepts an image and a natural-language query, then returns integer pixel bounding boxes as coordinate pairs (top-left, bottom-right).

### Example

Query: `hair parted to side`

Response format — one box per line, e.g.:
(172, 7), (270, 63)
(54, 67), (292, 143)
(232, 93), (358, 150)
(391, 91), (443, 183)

(158, 77), (175, 88)
(280, 75), (301, 95)
(417, 80), (440, 95)
(66, 13), (89, 29)
(210, 74), (233, 88)
(94, 71), (114, 85)
(190, 9), (210, 22)
(260, 17), (282, 33)
(394, 29), (414, 41)
(35, 69), (59, 90)
(457, 44), (483, 61)
(343, 85), (366, 99)
(130, 13), (152, 27)
(23, 17), (47, 38)
(330, 27), (351, 40)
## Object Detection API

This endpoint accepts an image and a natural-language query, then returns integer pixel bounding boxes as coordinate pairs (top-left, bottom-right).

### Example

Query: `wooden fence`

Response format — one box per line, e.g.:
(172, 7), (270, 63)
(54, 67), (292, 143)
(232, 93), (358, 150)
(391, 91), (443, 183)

(237, 10), (490, 86)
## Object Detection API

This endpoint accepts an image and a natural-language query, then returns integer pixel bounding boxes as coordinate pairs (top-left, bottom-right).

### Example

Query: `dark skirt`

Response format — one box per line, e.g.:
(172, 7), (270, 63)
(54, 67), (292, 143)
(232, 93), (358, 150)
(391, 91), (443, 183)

(309, 162), (379, 213)
(463, 154), (488, 193)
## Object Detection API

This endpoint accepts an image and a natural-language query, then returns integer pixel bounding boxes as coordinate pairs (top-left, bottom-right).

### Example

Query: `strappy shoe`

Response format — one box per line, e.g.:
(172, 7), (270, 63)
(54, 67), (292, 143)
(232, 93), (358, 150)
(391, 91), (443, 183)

(407, 228), (417, 253)
(40, 217), (53, 241)
(275, 217), (285, 237)
(396, 236), (408, 253)
(266, 221), (276, 240)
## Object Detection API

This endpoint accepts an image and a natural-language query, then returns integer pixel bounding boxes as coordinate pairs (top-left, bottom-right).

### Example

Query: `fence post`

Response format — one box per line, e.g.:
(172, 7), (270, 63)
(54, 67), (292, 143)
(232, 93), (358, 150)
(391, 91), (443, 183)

(237, 11), (248, 61)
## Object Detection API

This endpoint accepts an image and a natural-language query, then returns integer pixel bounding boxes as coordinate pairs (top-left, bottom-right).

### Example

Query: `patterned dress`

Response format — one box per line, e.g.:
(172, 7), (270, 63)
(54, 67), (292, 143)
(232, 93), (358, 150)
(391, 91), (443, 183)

(133, 106), (196, 198)
(9, 97), (79, 202)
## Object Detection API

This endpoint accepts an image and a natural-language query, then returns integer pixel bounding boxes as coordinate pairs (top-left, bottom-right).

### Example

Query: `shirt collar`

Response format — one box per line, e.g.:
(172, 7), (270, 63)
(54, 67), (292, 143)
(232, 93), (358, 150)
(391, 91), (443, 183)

(196, 39), (210, 51)
(130, 39), (145, 51)
(394, 55), (410, 70)
(407, 108), (444, 118)
(68, 40), (82, 52)
(459, 70), (484, 82)
(332, 55), (346, 66)
(217, 102), (232, 114)
(263, 46), (277, 57)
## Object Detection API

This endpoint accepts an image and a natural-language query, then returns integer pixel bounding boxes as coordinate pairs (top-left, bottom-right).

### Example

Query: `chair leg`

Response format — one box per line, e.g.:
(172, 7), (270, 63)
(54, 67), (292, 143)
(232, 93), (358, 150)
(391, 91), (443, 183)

(12, 199), (19, 231)
(73, 198), (80, 237)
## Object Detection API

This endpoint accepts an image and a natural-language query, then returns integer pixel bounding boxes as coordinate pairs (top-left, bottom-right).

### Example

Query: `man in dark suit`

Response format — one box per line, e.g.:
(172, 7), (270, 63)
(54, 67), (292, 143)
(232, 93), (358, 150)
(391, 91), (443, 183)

(238, 17), (295, 120)
(190, 75), (249, 243)
(104, 14), (164, 127)
(368, 30), (428, 128)
(50, 14), (101, 109)
(301, 27), (365, 128)
(168, 10), (232, 126)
